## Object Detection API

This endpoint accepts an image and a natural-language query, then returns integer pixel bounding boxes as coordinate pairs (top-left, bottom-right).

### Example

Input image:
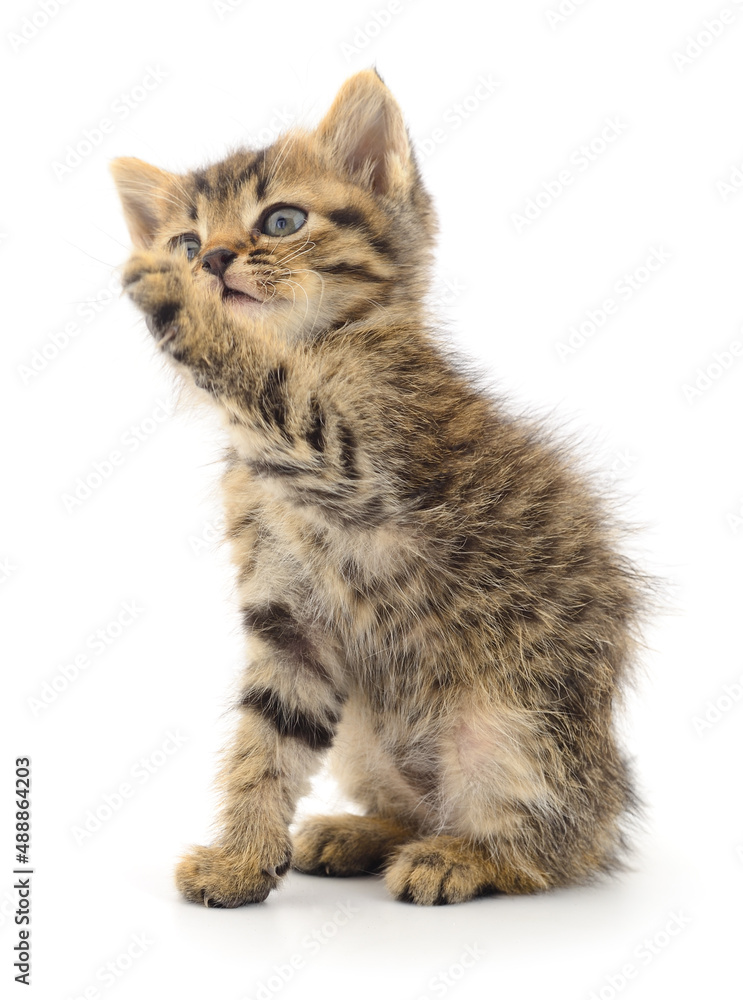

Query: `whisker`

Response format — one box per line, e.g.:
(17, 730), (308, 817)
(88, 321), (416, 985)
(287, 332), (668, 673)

(274, 240), (316, 268)
(265, 132), (298, 185)
(113, 180), (190, 213)
(273, 225), (315, 267)
(278, 269), (326, 336)
(62, 239), (119, 270)
(274, 277), (301, 319)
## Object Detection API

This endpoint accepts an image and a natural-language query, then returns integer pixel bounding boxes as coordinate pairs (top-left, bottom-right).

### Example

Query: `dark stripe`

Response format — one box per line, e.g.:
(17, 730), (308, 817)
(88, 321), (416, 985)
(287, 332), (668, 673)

(292, 484), (356, 504)
(193, 157), (269, 202)
(227, 512), (256, 538)
(192, 171), (211, 195)
(243, 604), (330, 680)
(335, 495), (387, 528)
(315, 262), (386, 282)
(338, 423), (359, 479)
(193, 155), (259, 200)
(326, 208), (394, 261)
(297, 493), (386, 529)
(337, 303), (379, 326)
(151, 301), (179, 336)
(188, 203), (198, 222)
(255, 169), (269, 202)
(397, 884), (416, 904)
(236, 556), (258, 584)
(257, 366), (289, 438)
(306, 398), (325, 453)
(433, 869), (455, 906)
(234, 162), (259, 189)
(327, 207), (369, 229)
(406, 473), (452, 510)
(243, 602), (305, 652)
(446, 533), (478, 571)
(369, 235), (394, 258)
(248, 460), (304, 478)
(241, 688), (336, 750)
(340, 557), (381, 600)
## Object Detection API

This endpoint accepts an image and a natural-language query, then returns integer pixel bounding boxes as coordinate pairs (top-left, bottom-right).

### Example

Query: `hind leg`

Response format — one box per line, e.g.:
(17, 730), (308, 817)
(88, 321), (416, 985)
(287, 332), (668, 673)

(292, 813), (414, 876)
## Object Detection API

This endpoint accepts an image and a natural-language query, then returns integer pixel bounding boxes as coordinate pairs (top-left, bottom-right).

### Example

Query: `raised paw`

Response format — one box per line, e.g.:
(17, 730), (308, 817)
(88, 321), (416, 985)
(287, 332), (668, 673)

(384, 835), (498, 906)
(292, 814), (413, 877)
(121, 249), (192, 346)
(175, 841), (292, 908)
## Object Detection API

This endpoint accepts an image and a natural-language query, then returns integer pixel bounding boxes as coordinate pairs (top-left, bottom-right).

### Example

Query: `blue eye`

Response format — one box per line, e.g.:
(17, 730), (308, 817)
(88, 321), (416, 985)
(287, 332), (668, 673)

(173, 234), (201, 260)
(262, 207), (307, 237)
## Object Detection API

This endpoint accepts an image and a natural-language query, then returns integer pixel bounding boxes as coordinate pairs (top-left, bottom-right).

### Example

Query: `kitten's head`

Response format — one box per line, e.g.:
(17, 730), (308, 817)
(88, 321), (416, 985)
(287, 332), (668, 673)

(111, 70), (435, 339)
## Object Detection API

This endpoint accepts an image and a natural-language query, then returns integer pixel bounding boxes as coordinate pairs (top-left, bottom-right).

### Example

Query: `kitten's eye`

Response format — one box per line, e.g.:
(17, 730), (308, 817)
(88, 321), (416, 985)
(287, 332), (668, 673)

(262, 207), (307, 237)
(172, 234), (201, 261)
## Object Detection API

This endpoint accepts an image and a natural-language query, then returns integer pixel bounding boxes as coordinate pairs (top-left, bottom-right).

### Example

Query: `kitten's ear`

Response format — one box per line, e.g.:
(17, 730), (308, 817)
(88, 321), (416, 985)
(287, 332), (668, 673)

(315, 69), (414, 197)
(110, 157), (174, 248)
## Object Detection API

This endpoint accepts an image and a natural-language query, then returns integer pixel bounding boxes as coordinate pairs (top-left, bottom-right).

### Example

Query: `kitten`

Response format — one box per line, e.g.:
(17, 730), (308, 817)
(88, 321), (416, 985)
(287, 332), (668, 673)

(111, 69), (645, 906)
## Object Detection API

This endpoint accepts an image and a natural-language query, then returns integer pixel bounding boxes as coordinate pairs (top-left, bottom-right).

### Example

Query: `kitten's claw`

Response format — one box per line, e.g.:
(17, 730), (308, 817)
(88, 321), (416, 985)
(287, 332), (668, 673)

(384, 837), (498, 905)
(293, 814), (413, 877)
(175, 842), (292, 907)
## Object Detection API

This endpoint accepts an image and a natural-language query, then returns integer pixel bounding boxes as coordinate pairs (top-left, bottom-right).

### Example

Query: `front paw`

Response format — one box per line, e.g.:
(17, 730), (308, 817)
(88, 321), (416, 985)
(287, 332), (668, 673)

(121, 249), (191, 347)
(175, 841), (292, 908)
(384, 836), (495, 905)
(293, 814), (413, 876)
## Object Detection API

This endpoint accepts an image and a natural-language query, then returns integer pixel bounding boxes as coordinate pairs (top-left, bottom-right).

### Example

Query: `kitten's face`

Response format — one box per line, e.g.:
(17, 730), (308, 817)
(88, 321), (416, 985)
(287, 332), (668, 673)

(112, 71), (435, 340)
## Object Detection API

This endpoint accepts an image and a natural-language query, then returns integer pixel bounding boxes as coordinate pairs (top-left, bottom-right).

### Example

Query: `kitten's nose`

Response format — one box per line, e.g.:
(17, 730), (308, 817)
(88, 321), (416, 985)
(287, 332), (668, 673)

(202, 248), (237, 277)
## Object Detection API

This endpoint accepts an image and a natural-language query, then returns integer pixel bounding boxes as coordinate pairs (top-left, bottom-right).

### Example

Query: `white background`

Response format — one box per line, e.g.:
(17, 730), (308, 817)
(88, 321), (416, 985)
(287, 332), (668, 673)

(3, 0), (742, 998)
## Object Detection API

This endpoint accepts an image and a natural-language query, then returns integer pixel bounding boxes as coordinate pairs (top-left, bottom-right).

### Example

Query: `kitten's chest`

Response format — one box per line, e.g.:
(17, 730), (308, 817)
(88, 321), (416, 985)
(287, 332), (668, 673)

(231, 482), (414, 614)
(262, 499), (414, 615)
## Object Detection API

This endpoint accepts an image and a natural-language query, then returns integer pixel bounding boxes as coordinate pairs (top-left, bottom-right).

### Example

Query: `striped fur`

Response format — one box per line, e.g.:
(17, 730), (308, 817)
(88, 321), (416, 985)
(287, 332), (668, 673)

(112, 70), (647, 906)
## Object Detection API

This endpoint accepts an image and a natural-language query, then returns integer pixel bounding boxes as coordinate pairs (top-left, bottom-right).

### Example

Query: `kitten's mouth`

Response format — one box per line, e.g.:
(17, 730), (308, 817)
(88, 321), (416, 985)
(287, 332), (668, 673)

(222, 285), (262, 306)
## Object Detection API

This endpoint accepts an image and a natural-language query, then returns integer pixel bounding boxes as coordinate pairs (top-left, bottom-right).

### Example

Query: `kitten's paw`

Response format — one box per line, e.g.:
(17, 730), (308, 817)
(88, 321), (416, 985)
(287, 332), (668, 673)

(121, 249), (191, 347)
(175, 841), (292, 908)
(293, 814), (413, 877)
(384, 836), (496, 906)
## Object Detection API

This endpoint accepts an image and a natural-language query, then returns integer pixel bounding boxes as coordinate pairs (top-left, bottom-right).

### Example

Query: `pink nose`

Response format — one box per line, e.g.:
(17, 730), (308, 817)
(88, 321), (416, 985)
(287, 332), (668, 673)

(202, 248), (237, 277)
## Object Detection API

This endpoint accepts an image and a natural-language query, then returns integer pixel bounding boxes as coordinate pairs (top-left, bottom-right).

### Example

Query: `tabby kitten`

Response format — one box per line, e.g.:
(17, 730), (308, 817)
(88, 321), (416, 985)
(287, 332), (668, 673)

(111, 70), (644, 906)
